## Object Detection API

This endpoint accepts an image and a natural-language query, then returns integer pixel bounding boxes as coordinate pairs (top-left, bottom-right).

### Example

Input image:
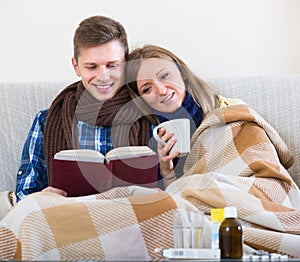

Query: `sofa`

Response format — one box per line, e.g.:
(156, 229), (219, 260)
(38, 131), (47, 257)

(0, 75), (299, 195)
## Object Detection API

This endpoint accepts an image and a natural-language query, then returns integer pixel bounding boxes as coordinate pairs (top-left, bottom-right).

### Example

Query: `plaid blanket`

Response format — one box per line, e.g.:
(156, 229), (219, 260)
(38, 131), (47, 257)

(168, 105), (300, 256)
(1, 104), (300, 260)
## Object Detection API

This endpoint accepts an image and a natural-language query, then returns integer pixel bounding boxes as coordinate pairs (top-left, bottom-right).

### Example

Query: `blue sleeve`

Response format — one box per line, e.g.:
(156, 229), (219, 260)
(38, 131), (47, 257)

(15, 109), (49, 201)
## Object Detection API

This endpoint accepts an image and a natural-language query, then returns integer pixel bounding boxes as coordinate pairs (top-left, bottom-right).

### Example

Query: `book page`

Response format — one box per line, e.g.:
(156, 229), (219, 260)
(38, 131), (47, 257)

(105, 146), (156, 162)
(54, 149), (105, 163)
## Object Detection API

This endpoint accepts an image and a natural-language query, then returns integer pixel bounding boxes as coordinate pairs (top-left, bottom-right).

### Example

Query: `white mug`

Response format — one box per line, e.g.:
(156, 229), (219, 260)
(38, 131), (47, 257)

(152, 118), (190, 157)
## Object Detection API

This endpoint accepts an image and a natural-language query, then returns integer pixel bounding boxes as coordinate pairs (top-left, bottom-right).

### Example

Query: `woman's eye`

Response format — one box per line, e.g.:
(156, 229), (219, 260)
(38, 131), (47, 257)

(161, 72), (169, 80)
(142, 86), (152, 94)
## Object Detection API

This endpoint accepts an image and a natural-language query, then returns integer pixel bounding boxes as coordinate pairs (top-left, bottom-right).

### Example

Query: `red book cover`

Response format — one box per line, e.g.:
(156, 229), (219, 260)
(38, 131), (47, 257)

(52, 159), (113, 197)
(51, 147), (159, 197)
(111, 154), (159, 188)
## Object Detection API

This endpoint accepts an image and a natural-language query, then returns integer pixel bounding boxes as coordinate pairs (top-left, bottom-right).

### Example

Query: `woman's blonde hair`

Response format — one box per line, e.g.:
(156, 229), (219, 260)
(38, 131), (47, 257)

(126, 45), (218, 121)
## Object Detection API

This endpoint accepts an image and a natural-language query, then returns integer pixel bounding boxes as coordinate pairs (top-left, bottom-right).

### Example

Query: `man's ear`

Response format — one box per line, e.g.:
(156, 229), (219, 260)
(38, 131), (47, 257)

(72, 57), (80, 77)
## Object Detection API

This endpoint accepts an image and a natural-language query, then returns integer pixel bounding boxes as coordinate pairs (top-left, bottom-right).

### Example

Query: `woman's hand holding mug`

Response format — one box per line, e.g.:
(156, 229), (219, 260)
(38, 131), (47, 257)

(153, 118), (190, 178)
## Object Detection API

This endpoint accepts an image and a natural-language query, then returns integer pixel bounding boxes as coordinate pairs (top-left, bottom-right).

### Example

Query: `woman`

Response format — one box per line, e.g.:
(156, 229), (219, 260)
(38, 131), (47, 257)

(126, 45), (240, 187)
(124, 45), (300, 258)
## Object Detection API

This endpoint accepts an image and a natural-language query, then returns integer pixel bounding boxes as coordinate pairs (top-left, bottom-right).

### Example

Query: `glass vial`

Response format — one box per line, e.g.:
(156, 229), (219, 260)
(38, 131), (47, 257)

(219, 206), (243, 259)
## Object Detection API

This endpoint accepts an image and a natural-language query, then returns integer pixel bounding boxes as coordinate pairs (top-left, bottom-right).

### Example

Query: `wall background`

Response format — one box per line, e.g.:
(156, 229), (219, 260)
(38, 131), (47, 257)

(0, 0), (299, 82)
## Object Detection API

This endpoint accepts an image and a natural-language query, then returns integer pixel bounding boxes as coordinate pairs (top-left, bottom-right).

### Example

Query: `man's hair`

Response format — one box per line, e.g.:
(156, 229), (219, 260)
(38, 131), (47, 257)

(73, 15), (128, 62)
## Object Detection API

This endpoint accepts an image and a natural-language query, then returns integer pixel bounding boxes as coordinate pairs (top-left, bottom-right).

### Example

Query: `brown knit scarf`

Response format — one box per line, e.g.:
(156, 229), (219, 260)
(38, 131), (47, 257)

(44, 81), (151, 185)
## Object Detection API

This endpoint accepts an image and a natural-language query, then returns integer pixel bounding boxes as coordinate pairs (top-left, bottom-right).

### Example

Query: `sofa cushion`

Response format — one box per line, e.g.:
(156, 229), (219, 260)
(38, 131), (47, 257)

(0, 81), (68, 191)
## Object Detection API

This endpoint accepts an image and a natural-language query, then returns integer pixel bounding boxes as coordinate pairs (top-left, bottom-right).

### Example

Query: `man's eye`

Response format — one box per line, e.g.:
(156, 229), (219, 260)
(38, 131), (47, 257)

(108, 63), (120, 68)
(86, 66), (96, 70)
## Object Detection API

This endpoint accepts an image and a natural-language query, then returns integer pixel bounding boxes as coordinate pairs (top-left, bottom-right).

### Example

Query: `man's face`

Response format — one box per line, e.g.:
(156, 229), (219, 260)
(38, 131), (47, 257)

(72, 40), (125, 101)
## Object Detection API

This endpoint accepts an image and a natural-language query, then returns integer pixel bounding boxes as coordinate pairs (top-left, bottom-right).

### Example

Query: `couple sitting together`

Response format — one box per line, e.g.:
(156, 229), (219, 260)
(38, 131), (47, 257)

(0, 15), (299, 260)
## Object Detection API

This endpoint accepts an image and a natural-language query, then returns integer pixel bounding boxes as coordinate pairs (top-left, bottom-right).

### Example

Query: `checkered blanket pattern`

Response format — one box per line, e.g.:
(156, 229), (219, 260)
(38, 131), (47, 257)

(1, 187), (196, 260)
(0, 226), (18, 260)
(1, 104), (300, 260)
(168, 104), (300, 256)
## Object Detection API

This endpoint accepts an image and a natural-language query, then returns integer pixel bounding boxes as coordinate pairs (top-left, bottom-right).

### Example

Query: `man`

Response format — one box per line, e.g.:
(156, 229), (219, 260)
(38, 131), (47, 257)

(16, 15), (151, 201)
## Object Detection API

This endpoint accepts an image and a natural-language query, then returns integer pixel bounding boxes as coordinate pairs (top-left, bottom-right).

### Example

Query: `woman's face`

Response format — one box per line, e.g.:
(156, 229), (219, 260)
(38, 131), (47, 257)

(136, 58), (186, 113)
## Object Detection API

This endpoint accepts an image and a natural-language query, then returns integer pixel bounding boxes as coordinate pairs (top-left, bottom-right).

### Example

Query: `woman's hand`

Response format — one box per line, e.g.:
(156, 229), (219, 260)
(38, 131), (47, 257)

(42, 186), (67, 197)
(157, 127), (180, 178)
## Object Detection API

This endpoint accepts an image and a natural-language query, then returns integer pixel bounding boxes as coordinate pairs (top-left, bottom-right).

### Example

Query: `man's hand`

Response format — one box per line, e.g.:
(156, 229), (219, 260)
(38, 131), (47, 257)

(42, 186), (67, 197)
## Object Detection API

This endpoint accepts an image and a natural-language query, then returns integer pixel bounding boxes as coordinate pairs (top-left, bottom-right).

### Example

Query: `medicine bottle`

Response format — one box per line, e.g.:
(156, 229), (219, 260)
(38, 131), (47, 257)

(219, 206), (243, 259)
(210, 208), (224, 249)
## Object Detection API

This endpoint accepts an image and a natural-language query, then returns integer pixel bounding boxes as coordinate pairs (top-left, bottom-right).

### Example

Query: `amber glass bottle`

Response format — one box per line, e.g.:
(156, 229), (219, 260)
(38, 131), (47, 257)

(219, 206), (243, 259)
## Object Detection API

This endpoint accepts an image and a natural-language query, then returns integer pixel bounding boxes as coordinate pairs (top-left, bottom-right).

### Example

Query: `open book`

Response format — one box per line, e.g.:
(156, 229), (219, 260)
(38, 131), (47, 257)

(51, 146), (159, 197)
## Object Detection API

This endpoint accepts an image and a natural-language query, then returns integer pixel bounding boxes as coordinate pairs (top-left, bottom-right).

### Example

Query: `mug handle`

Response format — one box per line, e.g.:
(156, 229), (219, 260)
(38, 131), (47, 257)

(153, 125), (167, 146)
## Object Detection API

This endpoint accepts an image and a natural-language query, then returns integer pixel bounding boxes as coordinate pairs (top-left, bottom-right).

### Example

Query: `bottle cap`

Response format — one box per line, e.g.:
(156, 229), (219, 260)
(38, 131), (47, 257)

(224, 206), (237, 218)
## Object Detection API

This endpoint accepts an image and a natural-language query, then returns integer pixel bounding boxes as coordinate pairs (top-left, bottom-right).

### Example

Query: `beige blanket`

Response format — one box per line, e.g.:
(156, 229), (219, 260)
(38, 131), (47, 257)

(1, 104), (300, 260)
